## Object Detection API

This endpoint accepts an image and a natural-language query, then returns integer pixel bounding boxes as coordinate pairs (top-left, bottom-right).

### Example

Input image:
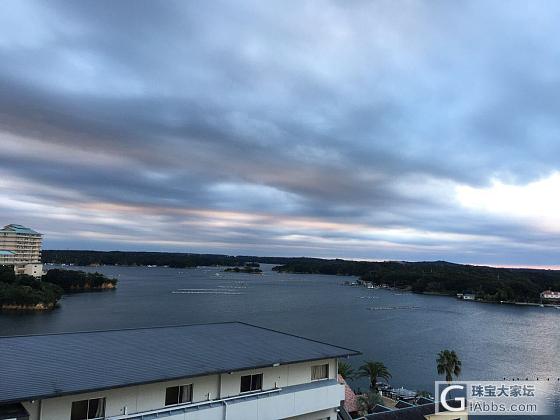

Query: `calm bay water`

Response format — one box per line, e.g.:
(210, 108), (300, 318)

(2, 264), (559, 416)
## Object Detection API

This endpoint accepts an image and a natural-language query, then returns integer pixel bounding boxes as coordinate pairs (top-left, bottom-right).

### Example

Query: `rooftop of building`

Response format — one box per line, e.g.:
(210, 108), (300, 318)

(363, 401), (462, 420)
(0, 224), (41, 235)
(0, 321), (360, 404)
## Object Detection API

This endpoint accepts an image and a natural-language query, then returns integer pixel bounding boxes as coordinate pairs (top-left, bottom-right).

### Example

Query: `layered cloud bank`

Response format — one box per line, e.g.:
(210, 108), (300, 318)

(1, 0), (559, 266)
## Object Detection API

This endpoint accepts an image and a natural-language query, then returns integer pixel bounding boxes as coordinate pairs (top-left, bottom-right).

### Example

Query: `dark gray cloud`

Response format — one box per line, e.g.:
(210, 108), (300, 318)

(1, 0), (560, 266)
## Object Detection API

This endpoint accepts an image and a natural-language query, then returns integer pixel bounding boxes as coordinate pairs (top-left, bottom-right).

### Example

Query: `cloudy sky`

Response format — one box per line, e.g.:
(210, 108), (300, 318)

(1, 0), (560, 266)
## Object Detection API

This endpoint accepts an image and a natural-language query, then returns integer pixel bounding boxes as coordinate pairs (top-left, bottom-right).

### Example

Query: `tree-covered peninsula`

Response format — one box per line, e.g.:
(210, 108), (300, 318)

(43, 269), (117, 292)
(0, 266), (62, 310)
(272, 259), (560, 303)
(0, 266), (117, 310)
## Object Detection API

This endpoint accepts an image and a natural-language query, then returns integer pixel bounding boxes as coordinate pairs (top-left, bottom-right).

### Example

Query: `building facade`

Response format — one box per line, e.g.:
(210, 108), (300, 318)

(0, 224), (43, 277)
(0, 322), (360, 420)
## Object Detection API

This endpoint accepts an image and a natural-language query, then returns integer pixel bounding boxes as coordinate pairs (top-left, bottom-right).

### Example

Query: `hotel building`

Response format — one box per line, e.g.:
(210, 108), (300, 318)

(0, 322), (360, 420)
(0, 224), (43, 277)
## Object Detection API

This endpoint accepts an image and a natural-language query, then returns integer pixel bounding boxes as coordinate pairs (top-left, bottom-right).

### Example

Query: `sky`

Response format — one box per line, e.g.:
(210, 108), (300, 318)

(1, 0), (560, 267)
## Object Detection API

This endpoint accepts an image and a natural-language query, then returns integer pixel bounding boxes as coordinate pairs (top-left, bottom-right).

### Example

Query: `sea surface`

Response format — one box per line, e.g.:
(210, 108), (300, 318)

(1, 264), (559, 417)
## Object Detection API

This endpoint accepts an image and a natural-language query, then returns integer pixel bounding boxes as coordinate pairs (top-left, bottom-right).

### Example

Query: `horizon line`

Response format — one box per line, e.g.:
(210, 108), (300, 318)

(42, 248), (560, 271)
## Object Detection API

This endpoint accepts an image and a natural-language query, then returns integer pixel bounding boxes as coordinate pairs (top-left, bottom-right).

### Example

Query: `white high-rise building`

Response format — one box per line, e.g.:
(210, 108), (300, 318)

(0, 224), (43, 277)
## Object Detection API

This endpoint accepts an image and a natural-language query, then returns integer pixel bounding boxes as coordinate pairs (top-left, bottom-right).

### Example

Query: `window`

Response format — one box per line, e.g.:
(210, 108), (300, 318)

(311, 363), (329, 380)
(240, 373), (263, 393)
(71, 397), (105, 420)
(165, 384), (193, 406)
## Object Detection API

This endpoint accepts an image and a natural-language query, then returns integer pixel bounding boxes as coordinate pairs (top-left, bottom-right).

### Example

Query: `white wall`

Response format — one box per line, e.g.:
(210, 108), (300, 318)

(220, 359), (337, 397)
(24, 263), (43, 277)
(29, 358), (338, 420)
(287, 408), (337, 420)
(36, 374), (220, 420)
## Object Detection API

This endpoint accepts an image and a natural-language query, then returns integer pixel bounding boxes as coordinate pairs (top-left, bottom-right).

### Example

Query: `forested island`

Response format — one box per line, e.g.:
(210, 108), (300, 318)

(0, 266), (117, 310)
(272, 259), (560, 303)
(224, 265), (263, 274)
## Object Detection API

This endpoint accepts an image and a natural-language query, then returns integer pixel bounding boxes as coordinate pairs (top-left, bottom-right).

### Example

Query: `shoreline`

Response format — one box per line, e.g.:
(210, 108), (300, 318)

(45, 264), (560, 309)
(1, 303), (56, 311)
(461, 298), (560, 308)
(340, 278), (560, 309)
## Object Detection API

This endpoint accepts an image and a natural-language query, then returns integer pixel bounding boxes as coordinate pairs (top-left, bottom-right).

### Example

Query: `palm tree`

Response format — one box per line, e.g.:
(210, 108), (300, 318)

(358, 361), (391, 390)
(338, 360), (355, 380)
(436, 350), (462, 382)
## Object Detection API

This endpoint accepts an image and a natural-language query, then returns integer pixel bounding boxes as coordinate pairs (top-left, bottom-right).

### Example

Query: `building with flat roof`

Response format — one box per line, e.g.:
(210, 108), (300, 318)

(0, 224), (43, 277)
(0, 322), (360, 420)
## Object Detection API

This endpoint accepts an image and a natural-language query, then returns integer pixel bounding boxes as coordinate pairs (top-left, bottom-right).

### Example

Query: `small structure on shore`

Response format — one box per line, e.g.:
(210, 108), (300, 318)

(541, 290), (560, 302)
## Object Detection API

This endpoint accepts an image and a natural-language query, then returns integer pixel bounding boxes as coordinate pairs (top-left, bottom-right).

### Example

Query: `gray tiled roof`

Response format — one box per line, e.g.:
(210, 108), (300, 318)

(364, 401), (462, 420)
(394, 400), (414, 409)
(0, 322), (359, 403)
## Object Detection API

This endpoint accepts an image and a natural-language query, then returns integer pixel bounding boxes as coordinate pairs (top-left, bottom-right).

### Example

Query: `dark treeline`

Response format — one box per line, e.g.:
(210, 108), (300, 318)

(0, 266), (62, 308)
(43, 250), (294, 267)
(272, 259), (560, 303)
(44, 269), (117, 292)
(0, 266), (117, 309)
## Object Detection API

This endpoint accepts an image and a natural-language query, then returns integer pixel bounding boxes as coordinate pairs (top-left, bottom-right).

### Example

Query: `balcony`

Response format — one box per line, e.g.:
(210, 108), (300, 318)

(107, 379), (344, 420)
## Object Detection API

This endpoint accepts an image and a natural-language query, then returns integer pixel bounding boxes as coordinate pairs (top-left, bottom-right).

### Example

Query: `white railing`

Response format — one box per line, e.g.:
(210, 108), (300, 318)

(107, 388), (282, 420)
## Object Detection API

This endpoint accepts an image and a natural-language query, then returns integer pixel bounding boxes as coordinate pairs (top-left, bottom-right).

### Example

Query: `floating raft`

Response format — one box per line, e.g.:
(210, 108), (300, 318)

(368, 305), (420, 311)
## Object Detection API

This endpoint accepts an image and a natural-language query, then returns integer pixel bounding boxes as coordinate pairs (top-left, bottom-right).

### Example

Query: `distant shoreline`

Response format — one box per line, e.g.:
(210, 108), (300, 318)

(273, 261), (560, 307)
(42, 251), (560, 307)
(45, 262), (560, 309)
(345, 284), (560, 308)
(42, 250), (560, 271)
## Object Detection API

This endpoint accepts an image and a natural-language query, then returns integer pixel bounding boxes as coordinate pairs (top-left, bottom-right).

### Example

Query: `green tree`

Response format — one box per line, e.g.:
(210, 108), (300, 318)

(338, 360), (355, 379)
(357, 391), (383, 416)
(416, 390), (433, 398)
(358, 361), (391, 390)
(436, 350), (462, 382)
